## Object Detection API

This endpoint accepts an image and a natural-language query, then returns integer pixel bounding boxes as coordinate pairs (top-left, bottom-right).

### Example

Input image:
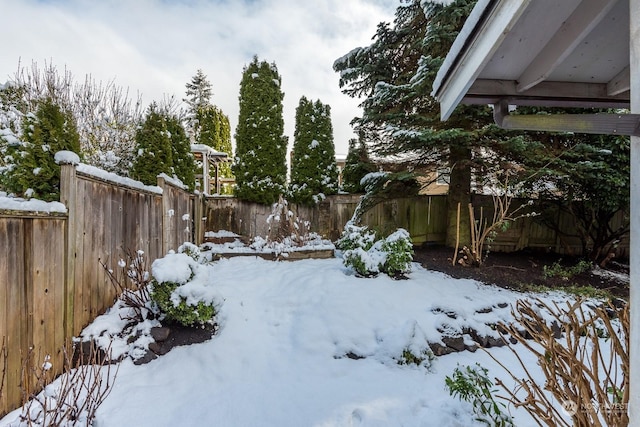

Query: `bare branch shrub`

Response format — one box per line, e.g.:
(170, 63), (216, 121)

(266, 195), (312, 247)
(11, 60), (142, 176)
(1, 336), (6, 401)
(19, 341), (118, 426)
(487, 298), (628, 426)
(100, 249), (152, 322)
(458, 165), (535, 267)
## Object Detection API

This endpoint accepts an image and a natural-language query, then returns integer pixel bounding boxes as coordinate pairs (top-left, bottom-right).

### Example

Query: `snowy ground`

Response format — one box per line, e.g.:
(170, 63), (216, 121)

(2, 255), (600, 426)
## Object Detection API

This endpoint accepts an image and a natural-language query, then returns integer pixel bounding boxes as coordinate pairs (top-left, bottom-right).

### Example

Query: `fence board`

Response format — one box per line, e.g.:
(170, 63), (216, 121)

(1, 164), (197, 416)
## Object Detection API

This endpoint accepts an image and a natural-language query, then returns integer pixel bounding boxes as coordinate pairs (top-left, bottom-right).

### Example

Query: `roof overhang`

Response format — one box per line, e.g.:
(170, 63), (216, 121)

(432, 0), (638, 135)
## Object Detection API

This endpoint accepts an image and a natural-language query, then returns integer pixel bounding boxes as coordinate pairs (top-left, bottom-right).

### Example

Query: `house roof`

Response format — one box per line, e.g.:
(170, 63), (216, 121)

(432, 0), (631, 121)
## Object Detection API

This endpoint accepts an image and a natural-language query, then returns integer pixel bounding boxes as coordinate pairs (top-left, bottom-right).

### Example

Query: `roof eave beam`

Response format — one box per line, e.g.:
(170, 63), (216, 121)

(493, 100), (640, 136)
(607, 66), (631, 96)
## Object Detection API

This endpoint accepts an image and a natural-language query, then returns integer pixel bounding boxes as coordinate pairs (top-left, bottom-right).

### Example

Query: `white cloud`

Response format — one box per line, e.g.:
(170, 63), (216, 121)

(0, 0), (399, 156)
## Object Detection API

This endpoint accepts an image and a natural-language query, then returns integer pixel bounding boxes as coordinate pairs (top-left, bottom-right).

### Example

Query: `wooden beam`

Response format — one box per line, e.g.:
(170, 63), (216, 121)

(493, 100), (640, 136)
(629, 0), (640, 423)
(607, 65), (631, 96)
(471, 79), (630, 102)
(516, 0), (617, 92)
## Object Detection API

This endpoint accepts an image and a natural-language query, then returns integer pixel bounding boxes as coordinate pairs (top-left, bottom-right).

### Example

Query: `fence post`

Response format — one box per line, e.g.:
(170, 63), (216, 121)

(59, 162), (77, 339)
(194, 193), (204, 245)
(157, 176), (170, 256)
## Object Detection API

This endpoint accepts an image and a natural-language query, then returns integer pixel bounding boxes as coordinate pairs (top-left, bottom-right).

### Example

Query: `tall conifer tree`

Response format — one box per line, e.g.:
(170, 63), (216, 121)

(342, 137), (376, 193)
(334, 0), (493, 247)
(289, 96), (338, 204)
(7, 97), (81, 201)
(165, 114), (196, 191)
(131, 103), (173, 185)
(233, 56), (287, 204)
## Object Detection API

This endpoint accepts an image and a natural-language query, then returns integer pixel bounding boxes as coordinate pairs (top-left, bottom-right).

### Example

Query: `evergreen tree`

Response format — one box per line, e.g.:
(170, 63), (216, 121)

(7, 97), (81, 201)
(289, 96), (339, 205)
(233, 56), (287, 204)
(197, 105), (234, 193)
(334, 0), (495, 247)
(0, 82), (27, 191)
(165, 114), (196, 191)
(342, 137), (376, 193)
(184, 69), (213, 116)
(131, 103), (173, 185)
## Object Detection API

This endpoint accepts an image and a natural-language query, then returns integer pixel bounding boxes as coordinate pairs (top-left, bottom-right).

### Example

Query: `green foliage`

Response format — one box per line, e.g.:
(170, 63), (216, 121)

(341, 225), (413, 278)
(336, 222), (377, 251)
(380, 230), (415, 277)
(151, 279), (215, 327)
(150, 250), (217, 327)
(166, 114), (196, 191)
(397, 348), (435, 370)
(5, 97), (81, 200)
(334, 0), (496, 247)
(341, 137), (376, 193)
(445, 363), (514, 427)
(233, 56), (287, 204)
(542, 259), (592, 280)
(289, 96), (339, 205)
(183, 69), (212, 114)
(527, 131), (630, 263)
(131, 103), (173, 186)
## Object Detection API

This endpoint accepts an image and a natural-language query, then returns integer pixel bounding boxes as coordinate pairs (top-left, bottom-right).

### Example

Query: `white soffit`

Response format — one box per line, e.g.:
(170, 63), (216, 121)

(433, 0), (631, 120)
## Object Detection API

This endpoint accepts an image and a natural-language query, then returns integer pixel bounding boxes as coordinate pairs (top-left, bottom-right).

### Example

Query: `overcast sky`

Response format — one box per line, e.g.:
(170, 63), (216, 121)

(0, 0), (400, 157)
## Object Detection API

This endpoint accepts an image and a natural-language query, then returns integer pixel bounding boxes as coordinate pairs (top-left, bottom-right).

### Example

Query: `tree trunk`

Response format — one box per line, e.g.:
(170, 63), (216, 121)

(445, 144), (472, 248)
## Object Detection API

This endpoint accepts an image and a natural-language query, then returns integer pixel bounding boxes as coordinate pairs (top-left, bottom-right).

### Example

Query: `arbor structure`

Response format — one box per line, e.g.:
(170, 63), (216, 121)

(131, 103), (173, 186)
(233, 56), (287, 204)
(7, 97), (81, 201)
(334, 0), (495, 247)
(289, 96), (339, 204)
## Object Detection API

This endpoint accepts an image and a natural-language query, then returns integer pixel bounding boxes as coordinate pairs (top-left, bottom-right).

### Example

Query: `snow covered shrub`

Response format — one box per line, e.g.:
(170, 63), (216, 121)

(336, 222), (376, 252)
(379, 229), (414, 277)
(343, 244), (385, 278)
(340, 225), (413, 278)
(150, 251), (220, 327)
(397, 347), (435, 370)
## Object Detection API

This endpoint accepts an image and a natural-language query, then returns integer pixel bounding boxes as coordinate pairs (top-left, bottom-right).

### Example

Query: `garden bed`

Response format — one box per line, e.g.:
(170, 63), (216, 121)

(202, 230), (336, 262)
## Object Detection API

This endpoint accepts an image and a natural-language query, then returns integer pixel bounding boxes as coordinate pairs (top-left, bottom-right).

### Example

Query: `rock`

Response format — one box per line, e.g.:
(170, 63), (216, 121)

(429, 342), (455, 356)
(151, 327), (171, 342)
(442, 335), (466, 352)
(133, 350), (158, 365)
(148, 342), (162, 355)
(550, 321), (563, 339)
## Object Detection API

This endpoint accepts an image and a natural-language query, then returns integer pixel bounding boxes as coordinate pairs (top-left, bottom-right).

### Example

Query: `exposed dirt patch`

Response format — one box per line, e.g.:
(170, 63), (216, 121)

(413, 245), (629, 299)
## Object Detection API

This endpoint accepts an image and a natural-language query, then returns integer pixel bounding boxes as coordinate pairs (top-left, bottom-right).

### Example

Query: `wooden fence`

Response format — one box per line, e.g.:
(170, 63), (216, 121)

(0, 164), (198, 416)
(204, 193), (629, 256)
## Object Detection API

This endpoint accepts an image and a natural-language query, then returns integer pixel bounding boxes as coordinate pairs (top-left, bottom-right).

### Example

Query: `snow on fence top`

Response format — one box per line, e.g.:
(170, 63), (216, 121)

(0, 192), (67, 213)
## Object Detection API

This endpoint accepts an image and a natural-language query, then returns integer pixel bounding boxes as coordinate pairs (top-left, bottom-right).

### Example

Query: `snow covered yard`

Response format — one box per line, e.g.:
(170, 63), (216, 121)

(0, 256), (603, 426)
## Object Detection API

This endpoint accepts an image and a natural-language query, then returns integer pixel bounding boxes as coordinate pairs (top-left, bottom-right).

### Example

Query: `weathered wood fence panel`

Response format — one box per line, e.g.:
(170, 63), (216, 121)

(204, 194), (628, 257)
(0, 164), (196, 417)
(0, 214), (66, 414)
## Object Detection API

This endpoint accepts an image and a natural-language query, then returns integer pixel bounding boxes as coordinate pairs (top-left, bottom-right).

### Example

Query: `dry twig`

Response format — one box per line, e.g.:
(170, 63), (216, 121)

(485, 298), (628, 426)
